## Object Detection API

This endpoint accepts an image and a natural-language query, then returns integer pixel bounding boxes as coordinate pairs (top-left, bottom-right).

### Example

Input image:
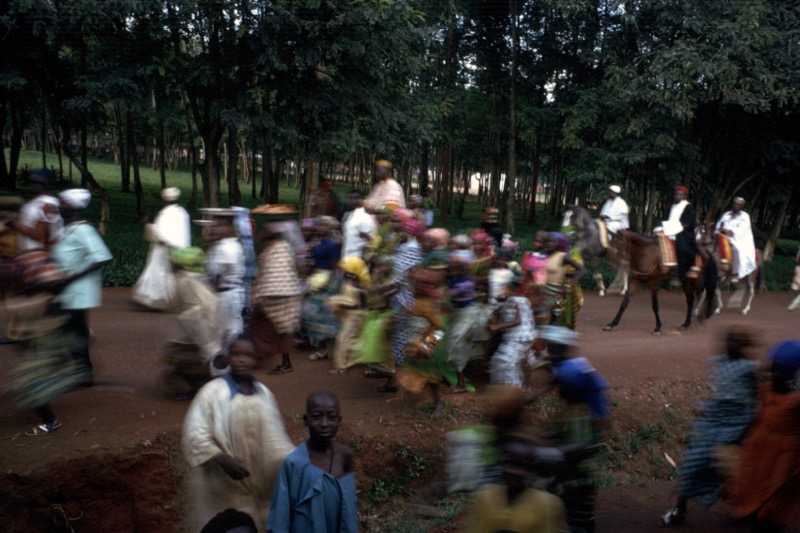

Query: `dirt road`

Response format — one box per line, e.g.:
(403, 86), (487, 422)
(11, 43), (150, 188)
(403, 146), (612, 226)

(1, 287), (799, 532)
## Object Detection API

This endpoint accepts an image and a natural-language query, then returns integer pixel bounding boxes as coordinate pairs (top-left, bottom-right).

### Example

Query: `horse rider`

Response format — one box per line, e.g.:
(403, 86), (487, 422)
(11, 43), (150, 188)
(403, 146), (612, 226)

(658, 185), (697, 281)
(715, 197), (756, 283)
(599, 185), (629, 238)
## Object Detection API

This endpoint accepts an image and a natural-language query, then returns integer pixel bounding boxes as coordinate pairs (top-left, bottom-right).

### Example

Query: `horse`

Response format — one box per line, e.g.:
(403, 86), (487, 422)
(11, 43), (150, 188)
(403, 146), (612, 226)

(561, 205), (628, 296)
(602, 230), (718, 335)
(694, 222), (764, 316)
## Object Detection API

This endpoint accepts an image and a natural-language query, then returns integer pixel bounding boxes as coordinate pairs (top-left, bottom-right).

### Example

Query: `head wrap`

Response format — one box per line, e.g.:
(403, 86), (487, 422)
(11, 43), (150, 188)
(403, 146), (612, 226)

(375, 159), (393, 169)
(161, 187), (181, 202)
(675, 185), (689, 195)
(451, 234), (472, 249)
(538, 325), (580, 346)
(169, 247), (207, 274)
(732, 197), (745, 206)
(401, 219), (424, 238)
(769, 340), (800, 377)
(548, 232), (571, 253)
(392, 208), (414, 222)
(339, 257), (371, 288)
(450, 249), (475, 264)
(482, 207), (500, 223)
(424, 228), (450, 250)
(471, 229), (492, 246)
(58, 189), (91, 210)
(609, 185), (621, 194)
(318, 215), (340, 231)
(553, 357), (611, 420)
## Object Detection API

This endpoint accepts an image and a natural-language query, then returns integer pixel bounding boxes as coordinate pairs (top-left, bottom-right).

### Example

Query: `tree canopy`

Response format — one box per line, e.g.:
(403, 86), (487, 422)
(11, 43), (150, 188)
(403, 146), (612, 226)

(2, 0), (799, 251)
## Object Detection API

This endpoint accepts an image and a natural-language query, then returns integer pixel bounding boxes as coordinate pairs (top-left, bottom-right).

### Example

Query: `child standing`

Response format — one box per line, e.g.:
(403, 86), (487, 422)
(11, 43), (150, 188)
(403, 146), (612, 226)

(182, 336), (293, 530)
(267, 390), (357, 533)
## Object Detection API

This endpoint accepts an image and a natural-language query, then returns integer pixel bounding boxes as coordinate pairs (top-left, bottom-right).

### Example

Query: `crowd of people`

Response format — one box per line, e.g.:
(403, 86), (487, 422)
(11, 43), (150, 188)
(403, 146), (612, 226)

(1, 164), (799, 532)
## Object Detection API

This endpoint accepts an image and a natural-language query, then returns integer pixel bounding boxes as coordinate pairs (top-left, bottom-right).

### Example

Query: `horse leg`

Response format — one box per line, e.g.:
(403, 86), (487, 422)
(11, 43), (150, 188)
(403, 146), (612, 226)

(680, 280), (694, 330)
(651, 287), (662, 336)
(604, 289), (632, 331)
(694, 290), (706, 317)
(788, 291), (800, 312)
(715, 288), (723, 315)
(593, 271), (606, 298)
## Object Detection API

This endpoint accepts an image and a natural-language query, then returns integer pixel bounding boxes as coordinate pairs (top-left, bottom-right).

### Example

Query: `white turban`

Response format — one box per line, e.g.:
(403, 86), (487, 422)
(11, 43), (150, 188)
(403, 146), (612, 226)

(609, 185), (621, 194)
(538, 325), (580, 346)
(58, 189), (92, 210)
(161, 187), (181, 202)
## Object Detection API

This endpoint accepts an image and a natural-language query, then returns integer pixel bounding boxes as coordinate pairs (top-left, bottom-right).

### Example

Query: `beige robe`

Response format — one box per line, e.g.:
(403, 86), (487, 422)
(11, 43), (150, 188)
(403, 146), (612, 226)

(182, 377), (294, 530)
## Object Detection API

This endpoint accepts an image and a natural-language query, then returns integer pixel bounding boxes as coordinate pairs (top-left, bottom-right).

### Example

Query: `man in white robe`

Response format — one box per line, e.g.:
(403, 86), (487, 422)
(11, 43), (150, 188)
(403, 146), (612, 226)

(599, 185), (629, 235)
(182, 373), (293, 530)
(132, 187), (191, 310)
(716, 197), (756, 281)
(341, 190), (377, 259)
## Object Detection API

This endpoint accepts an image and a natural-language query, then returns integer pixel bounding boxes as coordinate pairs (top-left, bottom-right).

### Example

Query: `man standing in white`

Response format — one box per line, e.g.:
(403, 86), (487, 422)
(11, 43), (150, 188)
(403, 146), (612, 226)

(599, 185), (629, 236)
(716, 197), (756, 282)
(341, 190), (377, 259)
(132, 187), (191, 310)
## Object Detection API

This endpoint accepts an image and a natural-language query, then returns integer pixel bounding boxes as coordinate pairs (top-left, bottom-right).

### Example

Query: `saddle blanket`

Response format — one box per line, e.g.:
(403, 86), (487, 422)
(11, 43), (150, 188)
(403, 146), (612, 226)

(657, 234), (677, 267)
(717, 233), (732, 271)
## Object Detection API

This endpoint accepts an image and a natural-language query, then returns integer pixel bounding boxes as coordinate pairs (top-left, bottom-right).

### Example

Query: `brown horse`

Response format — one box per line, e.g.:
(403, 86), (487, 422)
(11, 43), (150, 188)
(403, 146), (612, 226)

(602, 230), (718, 335)
(695, 222), (764, 316)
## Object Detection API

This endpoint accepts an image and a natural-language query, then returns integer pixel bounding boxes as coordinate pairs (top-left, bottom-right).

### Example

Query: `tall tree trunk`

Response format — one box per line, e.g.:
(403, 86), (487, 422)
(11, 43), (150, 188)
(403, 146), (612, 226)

(227, 126), (242, 205)
(0, 104), (10, 189)
(528, 135), (541, 225)
(763, 183), (792, 261)
(158, 116), (167, 189)
(506, 0), (518, 235)
(115, 104), (130, 192)
(60, 126), (111, 235)
(126, 111), (145, 220)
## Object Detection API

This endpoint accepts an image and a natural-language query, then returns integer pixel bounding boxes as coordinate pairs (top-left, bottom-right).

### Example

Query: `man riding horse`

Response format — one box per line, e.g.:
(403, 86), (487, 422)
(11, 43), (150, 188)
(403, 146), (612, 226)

(657, 185), (697, 283)
(715, 197), (756, 284)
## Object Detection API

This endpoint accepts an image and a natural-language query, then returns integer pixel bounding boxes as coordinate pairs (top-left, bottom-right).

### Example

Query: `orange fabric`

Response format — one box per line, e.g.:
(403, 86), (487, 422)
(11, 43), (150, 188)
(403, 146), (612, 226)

(727, 383), (800, 525)
(717, 233), (732, 268)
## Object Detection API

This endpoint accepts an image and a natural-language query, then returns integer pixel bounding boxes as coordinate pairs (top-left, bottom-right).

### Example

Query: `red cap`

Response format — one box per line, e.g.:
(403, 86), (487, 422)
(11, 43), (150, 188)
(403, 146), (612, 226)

(675, 185), (689, 194)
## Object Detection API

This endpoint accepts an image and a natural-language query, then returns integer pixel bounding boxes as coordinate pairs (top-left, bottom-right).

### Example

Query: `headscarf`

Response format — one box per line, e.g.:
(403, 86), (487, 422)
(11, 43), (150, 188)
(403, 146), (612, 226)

(538, 325), (580, 346)
(675, 185), (689, 195)
(450, 234), (472, 249)
(482, 207), (500, 223)
(375, 159), (393, 169)
(339, 256), (371, 288)
(58, 189), (91, 210)
(769, 340), (800, 377)
(471, 229), (492, 246)
(548, 232), (571, 253)
(169, 247), (207, 274)
(401, 219), (424, 238)
(424, 228), (450, 250)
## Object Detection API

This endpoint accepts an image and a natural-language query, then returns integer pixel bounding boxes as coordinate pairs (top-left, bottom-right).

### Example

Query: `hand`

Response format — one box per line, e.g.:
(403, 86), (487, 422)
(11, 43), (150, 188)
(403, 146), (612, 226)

(213, 453), (251, 480)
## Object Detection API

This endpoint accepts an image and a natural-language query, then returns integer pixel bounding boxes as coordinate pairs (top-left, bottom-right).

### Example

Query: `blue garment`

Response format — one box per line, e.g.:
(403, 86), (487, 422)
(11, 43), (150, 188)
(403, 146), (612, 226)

(312, 239), (342, 271)
(267, 442), (357, 533)
(52, 222), (112, 310)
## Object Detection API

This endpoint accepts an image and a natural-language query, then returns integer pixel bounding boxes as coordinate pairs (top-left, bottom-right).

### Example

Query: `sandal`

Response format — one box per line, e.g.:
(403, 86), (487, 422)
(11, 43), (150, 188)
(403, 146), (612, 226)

(267, 365), (293, 375)
(657, 507), (686, 527)
(26, 418), (62, 436)
(308, 350), (329, 361)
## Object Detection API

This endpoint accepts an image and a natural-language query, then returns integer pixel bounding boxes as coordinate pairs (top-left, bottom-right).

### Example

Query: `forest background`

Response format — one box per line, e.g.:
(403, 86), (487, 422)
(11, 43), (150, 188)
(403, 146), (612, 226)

(2, 0), (799, 285)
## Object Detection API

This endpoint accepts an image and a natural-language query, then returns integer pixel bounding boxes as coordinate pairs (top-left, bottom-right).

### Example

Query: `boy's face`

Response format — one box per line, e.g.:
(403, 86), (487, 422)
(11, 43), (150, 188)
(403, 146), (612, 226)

(304, 396), (342, 440)
(227, 340), (257, 377)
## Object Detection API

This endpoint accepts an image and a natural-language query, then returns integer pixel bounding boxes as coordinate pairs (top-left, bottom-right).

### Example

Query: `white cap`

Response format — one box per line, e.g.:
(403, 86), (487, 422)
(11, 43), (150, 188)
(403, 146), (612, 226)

(609, 185), (621, 194)
(161, 187), (181, 202)
(58, 189), (92, 209)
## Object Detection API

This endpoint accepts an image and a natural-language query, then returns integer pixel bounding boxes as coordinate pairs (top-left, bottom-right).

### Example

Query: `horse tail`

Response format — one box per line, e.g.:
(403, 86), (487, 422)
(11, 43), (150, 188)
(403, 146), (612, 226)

(703, 255), (719, 318)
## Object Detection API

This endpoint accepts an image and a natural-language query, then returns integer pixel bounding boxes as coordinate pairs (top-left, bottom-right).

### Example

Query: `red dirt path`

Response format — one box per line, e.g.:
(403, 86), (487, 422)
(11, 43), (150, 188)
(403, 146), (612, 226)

(2, 287), (800, 532)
